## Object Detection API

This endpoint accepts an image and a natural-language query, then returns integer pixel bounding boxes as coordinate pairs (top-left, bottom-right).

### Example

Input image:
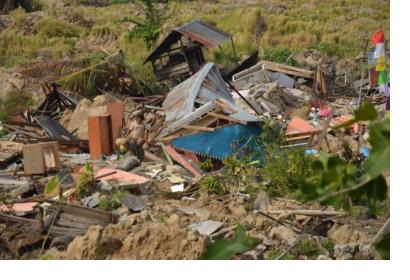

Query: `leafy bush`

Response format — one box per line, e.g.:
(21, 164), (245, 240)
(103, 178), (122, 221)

(200, 176), (226, 195)
(257, 118), (313, 197)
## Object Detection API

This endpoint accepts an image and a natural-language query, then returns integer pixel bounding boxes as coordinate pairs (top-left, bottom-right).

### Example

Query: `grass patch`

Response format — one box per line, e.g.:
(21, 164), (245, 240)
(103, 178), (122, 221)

(323, 239), (335, 255)
(267, 249), (297, 260)
(0, 89), (34, 115)
(0, 0), (389, 81)
(35, 17), (85, 38)
(297, 239), (320, 257)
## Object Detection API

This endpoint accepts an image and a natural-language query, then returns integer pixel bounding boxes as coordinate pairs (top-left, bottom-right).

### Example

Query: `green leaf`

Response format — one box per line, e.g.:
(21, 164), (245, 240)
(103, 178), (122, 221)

(44, 176), (59, 194)
(375, 233), (390, 260)
(365, 175), (388, 214)
(201, 224), (260, 260)
(364, 119), (390, 179)
(354, 101), (378, 121)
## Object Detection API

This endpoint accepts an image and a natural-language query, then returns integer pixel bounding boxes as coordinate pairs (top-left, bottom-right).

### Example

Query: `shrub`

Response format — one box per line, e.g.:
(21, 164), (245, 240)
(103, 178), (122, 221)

(257, 118), (313, 197)
(200, 176), (226, 195)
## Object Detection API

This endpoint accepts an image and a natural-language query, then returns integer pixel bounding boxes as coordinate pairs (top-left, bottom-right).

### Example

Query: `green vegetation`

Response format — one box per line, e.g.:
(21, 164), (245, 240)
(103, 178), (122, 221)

(77, 163), (94, 198)
(258, 118), (313, 198)
(199, 158), (213, 172)
(125, 0), (169, 49)
(300, 102), (389, 214)
(0, 89), (33, 116)
(200, 175), (226, 195)
(267, 249), (296, 260)
(99, 190), (128, 211)
(323, 239), (335, 255)
(38, 254), (53, 260)
(35, 17), (85, 38)
(375, 233), (390, 260)
(297, 239), (320, 257)
(0, 0), (389, 84)
(200, 155), (259, 197)
(201, 224), (260, 260)
(199, 118), (312, 201)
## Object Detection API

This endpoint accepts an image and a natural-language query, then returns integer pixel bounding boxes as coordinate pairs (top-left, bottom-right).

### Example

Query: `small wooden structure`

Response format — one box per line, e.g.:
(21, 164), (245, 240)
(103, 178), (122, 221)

(144, 20), (236, 82)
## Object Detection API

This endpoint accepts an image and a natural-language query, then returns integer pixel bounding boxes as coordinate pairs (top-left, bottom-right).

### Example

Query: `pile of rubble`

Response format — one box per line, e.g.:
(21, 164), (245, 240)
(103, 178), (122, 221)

(0, 31), (389, 259)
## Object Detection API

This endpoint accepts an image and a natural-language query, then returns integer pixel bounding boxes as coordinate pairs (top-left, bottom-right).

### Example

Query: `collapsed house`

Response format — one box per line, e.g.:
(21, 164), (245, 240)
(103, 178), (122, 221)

(159, 62), (261, 159)
(0, 23), (390, 259)
(144, 20), (236, 82)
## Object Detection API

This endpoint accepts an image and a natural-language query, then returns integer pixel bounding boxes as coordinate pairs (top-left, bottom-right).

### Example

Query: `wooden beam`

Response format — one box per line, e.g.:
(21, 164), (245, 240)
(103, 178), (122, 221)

(262, 60), (315, 79)
(182, 125), (215, 132)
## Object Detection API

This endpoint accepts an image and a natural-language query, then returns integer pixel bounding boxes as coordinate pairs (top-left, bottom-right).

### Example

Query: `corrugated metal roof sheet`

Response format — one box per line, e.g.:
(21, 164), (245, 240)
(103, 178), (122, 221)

(144, 20), (231, 63)
(162, 63), (233, 123)
(34, 115), (77, 140)
(176, 20), (231, 48)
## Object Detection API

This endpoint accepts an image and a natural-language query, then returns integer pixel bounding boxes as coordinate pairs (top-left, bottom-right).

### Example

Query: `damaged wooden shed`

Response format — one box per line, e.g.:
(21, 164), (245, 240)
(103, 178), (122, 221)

(144, 20), (236, 82)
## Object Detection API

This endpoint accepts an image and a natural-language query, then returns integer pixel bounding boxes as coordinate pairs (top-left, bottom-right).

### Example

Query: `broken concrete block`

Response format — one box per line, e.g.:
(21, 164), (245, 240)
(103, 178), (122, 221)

(189, 220), (223, 236)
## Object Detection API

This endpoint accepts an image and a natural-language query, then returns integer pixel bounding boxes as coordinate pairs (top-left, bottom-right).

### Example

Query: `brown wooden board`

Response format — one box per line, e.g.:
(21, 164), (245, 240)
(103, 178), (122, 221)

(23, 143), (46, 175)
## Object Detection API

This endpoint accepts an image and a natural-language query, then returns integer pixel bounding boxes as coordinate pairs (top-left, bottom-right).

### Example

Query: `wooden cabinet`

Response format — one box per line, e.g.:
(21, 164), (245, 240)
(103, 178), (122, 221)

(88, 115), (113, 160)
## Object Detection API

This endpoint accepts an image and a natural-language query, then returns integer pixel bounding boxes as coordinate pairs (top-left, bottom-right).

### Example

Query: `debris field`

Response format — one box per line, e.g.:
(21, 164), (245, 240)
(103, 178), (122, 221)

(0, 17), (390, 260)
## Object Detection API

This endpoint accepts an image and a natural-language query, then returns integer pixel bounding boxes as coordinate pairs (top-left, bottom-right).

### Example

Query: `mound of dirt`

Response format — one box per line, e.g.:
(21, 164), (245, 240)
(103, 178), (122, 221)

(62, 212), (206, 260)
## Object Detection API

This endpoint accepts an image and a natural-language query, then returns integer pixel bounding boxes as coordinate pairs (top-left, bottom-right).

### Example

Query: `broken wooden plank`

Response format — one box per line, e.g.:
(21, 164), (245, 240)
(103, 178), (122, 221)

(0, 213), (41, 230)
(23, 143), (46, 175)
(49, 225), (87, 237)
(165, 145), (202, 178)
(262, 60), (315, 79)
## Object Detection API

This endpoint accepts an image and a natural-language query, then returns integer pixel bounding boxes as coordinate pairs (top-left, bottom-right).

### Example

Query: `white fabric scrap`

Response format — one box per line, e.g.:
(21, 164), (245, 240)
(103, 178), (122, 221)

(373, 43), (385, 59)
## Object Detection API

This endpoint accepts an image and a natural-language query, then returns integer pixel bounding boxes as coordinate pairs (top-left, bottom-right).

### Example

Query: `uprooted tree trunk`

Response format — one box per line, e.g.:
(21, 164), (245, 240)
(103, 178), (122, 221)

(0, 0), (33, 14)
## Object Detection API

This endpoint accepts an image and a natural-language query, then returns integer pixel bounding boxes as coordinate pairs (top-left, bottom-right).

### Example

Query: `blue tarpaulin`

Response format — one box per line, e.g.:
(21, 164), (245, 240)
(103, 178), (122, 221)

(171, 123), (261, 160)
